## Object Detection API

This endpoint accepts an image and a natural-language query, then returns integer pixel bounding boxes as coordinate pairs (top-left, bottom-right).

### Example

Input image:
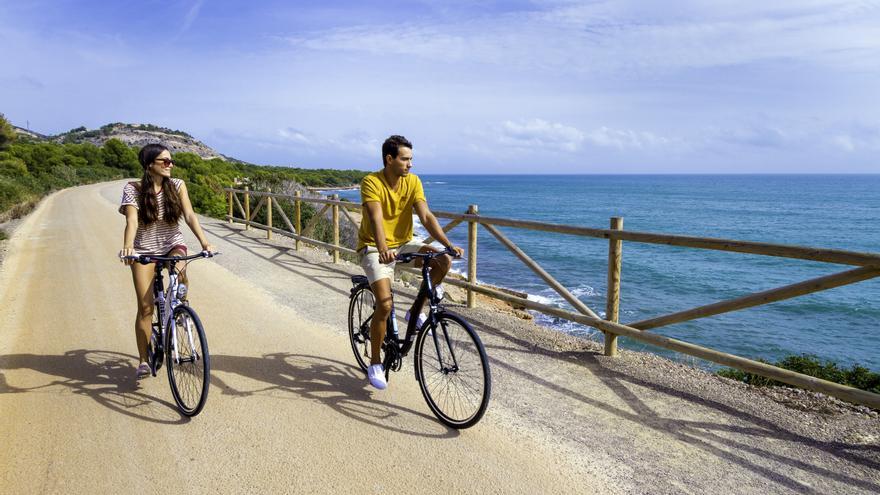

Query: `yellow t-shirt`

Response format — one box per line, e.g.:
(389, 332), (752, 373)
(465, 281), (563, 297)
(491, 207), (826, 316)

(357, 171), (426, 251)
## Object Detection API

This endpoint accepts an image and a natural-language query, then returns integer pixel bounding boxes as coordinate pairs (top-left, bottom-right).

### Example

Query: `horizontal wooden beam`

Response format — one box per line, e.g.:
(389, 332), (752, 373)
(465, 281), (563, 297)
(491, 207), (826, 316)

(629, 266), (880, 330)
(425, 211), (880, 267)
(410, 273), (880, 409)
(227, 217), (357, 255)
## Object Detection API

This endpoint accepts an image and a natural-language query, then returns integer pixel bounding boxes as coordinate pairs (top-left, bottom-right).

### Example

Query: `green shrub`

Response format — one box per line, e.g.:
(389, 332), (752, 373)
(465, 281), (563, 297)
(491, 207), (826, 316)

(717, 354), (880, 394)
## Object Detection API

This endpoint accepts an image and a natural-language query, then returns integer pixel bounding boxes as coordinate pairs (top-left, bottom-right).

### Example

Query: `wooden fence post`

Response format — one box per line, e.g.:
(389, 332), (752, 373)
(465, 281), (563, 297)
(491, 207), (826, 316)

(605, 216), (623, 357)
(266, 191), (273, 240)
(332, 194), (340, 263)
(227, 190), (233, 223)
(467, 204), (479, 308)
(244, 185), (250, 230)
(294, 190), (302, 251)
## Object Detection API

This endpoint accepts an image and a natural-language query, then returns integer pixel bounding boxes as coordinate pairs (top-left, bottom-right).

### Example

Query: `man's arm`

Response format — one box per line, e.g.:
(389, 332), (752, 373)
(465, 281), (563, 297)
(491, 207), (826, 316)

(414, 200), (463, 256)
(364, 201), (395, 264)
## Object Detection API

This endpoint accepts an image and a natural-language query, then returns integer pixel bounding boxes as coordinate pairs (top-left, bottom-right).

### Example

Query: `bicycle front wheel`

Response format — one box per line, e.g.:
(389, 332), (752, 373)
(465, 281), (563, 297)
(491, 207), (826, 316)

(166, 305), (210, 416)
(415, 313), (491, 429)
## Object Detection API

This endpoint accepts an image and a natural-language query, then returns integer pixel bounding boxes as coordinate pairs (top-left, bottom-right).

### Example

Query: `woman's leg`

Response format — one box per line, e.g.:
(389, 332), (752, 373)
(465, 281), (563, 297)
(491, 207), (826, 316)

(131, 263), (155, 363)
(169, 247), (188, 293)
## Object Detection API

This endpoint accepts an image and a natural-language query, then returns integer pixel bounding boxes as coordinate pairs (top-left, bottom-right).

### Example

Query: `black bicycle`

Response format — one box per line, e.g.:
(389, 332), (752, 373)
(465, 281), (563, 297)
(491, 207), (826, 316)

(348, 248), (491, 429)
(126, 251), (216, 416)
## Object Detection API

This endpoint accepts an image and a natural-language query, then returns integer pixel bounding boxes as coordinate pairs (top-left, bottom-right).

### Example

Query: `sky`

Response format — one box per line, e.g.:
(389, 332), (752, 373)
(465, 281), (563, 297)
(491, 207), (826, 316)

(1, 0), (879, 173)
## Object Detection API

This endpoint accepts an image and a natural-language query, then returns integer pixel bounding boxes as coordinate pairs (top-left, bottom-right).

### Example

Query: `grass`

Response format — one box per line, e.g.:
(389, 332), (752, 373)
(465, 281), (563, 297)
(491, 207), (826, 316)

(717, 354), (880, 394)
(0, 229), (6, 240)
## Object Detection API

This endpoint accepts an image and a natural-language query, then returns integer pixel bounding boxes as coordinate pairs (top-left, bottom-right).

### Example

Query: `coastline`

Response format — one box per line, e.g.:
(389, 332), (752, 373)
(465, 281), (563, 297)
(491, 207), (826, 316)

(308, 185), (359, 193)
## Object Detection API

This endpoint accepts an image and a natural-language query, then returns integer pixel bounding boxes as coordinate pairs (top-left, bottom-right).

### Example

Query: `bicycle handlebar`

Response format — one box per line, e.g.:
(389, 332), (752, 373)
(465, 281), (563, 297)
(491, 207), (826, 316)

(122, 251), (220, 265)
(395, 247), (460, 264)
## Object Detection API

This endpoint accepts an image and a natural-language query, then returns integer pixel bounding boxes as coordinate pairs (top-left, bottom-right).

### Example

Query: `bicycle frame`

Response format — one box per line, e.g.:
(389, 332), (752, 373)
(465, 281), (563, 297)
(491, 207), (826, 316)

(152, 261), (194, 366)
(381, 251), (462, 372)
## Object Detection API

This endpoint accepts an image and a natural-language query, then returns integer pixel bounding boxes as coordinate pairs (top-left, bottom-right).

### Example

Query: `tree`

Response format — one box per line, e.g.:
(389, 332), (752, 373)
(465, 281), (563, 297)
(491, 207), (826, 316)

(101, 138), (140, 176)
(0, 113), (16, 150)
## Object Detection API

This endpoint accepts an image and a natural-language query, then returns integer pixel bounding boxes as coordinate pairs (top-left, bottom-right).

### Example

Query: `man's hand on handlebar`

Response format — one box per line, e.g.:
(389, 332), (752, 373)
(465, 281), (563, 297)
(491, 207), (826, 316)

(379, 248), (397, 264)
(445, 245), (464, 258)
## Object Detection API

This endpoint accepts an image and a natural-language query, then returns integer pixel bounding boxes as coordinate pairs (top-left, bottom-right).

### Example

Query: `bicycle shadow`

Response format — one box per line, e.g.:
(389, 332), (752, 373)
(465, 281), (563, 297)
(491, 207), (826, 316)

(464, 317), (880, 494)
(209, 352), (459, 439)
(0, 349), (190, 424)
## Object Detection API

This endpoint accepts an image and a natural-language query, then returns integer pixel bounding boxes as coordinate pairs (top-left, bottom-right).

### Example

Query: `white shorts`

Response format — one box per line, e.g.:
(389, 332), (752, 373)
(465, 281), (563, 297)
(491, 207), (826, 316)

(358, 239), (426, 286)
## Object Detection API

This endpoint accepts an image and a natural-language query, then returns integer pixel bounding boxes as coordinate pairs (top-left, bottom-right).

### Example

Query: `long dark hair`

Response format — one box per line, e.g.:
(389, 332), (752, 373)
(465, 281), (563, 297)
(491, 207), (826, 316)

(136, 143), (182, 225)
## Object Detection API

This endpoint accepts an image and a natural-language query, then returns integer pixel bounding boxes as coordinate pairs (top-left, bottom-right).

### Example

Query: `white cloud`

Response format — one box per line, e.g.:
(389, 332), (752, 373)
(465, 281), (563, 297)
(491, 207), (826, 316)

(287, 1), (880, 75)
(493, 119), (672, 152)
(715, 125), (791, 149)
(829, 123), (880, 152)
(498, 119), (585, 151)
(278, 127), (312, 145)
(586, 127), (670, 149)
(181, 0), (204, 34)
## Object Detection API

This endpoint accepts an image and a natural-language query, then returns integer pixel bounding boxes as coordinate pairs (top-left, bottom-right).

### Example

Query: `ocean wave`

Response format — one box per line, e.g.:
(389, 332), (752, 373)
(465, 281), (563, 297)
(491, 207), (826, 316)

(425, 181), (448, 185)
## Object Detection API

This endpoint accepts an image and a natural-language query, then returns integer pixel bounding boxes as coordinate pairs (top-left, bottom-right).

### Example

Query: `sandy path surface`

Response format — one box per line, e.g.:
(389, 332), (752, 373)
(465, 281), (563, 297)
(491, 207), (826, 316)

(1, 181), (878, 494)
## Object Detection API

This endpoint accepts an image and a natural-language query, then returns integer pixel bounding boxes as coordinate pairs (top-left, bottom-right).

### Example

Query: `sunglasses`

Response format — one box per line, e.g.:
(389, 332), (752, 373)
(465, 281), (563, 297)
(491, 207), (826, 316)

(153, 158), (174, 166)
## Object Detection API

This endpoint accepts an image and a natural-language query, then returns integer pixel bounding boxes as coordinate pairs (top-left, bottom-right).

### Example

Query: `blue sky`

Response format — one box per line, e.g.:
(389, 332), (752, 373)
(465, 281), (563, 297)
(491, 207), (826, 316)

(1, 1), (879, 173)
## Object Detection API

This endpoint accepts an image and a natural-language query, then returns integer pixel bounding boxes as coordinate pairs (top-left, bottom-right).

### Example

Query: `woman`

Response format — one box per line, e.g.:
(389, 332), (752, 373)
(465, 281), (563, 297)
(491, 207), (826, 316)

(119, 143), (214, 379)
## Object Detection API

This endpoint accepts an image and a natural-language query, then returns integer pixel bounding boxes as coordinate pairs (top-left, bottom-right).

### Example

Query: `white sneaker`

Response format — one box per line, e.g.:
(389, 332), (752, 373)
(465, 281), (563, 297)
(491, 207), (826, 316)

(405, 310), (427, 328)
(368, 364), (387, 390)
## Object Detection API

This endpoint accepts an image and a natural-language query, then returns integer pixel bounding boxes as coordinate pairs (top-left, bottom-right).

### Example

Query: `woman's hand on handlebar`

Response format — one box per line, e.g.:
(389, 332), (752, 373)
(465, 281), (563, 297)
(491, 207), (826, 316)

(119, 247), (135, 266)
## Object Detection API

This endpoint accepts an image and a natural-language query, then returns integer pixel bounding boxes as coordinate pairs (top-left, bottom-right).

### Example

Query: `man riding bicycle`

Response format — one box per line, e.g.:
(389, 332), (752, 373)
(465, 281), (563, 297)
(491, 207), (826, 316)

(357, 135), (463, 390)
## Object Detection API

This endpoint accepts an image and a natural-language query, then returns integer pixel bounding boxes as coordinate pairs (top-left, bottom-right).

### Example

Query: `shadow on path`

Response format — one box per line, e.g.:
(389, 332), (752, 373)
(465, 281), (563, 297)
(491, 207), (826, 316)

(465, 317), (880, 494)
(0, 349), (189, 424)
(211, 352), (459, 439)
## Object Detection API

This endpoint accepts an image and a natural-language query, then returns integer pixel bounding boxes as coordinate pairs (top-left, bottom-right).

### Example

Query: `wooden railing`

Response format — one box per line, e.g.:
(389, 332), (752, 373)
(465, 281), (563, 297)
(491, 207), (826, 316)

(224, 187), (880, 409)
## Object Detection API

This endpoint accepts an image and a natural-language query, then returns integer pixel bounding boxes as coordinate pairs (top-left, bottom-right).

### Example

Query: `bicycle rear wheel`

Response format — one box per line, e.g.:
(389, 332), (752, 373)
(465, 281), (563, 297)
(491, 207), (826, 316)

(415, 313), (491, 429)
(348, 284), (376, 372)
(166, 305), (210, 416)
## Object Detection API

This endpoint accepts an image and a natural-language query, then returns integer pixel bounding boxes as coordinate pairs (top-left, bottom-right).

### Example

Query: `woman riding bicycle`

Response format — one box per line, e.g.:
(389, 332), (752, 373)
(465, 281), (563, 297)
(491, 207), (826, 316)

(119, 143), (214, 379)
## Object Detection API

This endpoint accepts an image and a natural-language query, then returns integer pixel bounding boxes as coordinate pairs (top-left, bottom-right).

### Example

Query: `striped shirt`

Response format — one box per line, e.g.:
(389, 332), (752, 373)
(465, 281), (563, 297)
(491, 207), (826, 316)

(119, 179), (186, 256)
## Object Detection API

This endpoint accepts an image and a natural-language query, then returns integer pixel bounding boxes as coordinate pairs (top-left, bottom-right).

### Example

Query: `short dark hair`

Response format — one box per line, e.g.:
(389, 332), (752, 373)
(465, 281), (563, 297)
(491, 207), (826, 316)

(382, 135), (412, 166)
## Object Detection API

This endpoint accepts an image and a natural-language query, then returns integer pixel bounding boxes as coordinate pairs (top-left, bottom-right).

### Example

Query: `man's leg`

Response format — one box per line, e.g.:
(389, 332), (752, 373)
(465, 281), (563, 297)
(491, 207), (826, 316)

(369, 277), (393, 365)
(408, 245), (452, 319)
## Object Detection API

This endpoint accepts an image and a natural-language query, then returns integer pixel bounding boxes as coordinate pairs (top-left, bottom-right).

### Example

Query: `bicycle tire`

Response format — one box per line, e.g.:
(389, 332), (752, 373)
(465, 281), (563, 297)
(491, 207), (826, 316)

(348, 284), (377, 372)
(415, 312), (491, 429)
(166, 305), (210, 416)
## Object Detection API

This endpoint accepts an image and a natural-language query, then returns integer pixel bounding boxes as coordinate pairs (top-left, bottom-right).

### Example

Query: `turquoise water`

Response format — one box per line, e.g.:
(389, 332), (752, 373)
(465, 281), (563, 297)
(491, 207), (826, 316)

(330, 175), (880, 370)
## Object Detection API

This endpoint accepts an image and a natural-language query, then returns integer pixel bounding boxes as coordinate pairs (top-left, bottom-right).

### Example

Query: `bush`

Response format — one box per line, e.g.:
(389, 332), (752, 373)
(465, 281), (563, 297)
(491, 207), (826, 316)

(717, 354), (880, 394)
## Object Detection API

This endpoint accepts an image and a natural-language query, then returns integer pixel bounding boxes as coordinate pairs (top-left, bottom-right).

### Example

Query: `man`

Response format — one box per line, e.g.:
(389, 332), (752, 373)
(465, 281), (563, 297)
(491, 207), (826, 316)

(357, 135), (464, 390)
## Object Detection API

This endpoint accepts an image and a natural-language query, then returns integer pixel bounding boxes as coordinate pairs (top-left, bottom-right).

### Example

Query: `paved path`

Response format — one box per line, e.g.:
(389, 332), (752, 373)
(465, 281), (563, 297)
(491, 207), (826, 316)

(1, 181), (878, 494)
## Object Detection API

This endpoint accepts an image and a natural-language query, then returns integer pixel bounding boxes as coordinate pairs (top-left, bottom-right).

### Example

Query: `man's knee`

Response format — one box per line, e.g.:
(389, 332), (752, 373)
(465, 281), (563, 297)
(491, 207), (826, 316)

(434, 253), (452, 273)
(373, 296), (393, 319)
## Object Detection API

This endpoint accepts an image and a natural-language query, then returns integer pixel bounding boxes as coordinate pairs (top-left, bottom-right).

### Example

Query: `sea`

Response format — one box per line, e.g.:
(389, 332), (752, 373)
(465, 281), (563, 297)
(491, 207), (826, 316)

(326, 174), (880, 371)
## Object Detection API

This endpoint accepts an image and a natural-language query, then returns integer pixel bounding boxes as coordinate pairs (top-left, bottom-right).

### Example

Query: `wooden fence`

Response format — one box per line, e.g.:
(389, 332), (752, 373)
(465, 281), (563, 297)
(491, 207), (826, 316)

(224, 187), (880, 409)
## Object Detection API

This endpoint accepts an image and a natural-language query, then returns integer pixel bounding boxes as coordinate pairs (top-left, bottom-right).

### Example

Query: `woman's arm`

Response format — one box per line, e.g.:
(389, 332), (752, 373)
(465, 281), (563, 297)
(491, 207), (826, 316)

(120, 205), (138, 265)
(178, 181), (215, 252)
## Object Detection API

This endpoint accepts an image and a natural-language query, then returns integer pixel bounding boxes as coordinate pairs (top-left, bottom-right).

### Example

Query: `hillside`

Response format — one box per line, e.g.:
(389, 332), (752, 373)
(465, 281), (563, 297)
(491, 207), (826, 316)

(51, 123), (237, 162)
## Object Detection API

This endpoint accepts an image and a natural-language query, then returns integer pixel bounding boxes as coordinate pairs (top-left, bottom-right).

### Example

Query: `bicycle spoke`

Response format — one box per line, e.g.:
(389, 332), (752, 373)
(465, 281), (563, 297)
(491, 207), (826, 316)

(416, 314), (490, 428)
